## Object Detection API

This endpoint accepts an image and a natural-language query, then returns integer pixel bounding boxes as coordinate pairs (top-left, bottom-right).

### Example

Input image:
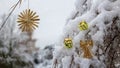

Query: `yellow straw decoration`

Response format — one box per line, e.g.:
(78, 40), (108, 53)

(64, 38), (73, 49)
(80, 40), (93, 59)
(78, 20), (88, 31)
(17, 9), (40, 32)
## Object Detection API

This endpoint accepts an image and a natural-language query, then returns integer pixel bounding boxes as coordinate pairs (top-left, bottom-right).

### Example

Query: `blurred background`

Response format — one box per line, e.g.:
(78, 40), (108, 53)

(0, 0), (75, 68)
(0, 0), (75, 48)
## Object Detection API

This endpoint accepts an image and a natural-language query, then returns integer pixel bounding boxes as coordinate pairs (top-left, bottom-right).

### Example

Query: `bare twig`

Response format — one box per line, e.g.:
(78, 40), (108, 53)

(52, 59), (58, 68)
(69, 55), (74, 68)
(104, 17), (119, 53)
(0, 0), (22, 31)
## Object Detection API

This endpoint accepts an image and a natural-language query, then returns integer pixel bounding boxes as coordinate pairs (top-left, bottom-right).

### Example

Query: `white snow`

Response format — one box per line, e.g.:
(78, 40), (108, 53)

(52, 0), (120, 68)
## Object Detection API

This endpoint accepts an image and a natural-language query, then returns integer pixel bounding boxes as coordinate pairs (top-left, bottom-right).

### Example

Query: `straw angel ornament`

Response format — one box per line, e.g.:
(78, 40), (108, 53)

(80, 40), (94, 59)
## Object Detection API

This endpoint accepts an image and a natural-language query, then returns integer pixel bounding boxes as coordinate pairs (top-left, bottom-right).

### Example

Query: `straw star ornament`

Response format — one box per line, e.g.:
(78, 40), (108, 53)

(17, 9), (40, 32)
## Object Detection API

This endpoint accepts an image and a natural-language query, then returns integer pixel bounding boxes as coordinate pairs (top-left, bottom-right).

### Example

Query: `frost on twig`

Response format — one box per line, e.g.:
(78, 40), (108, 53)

(53, 0), (120, 68)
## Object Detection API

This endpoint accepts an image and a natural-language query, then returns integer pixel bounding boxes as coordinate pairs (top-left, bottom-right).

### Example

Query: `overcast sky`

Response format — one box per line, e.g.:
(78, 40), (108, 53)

(0, 0), (75, 48)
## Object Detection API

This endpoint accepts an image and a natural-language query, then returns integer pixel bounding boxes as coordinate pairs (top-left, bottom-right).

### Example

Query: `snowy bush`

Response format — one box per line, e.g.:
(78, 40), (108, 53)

(53, 0), (120, 68)
(35, 45), (54, 68)
(0, 14), (34, 68)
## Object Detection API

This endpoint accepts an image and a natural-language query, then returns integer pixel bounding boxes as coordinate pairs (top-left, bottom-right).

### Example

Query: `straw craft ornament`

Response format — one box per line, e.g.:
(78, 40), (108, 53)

(17, 9), (40, 32)
(64, 38), (73, 49)
(80, 40), (93, 59)
(78, 20), (88, 31)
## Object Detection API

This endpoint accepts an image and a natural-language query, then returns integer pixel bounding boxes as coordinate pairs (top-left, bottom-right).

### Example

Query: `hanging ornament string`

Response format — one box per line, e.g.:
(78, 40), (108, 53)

(28, 0), (29, 10)
(27, 0), (29, 31)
